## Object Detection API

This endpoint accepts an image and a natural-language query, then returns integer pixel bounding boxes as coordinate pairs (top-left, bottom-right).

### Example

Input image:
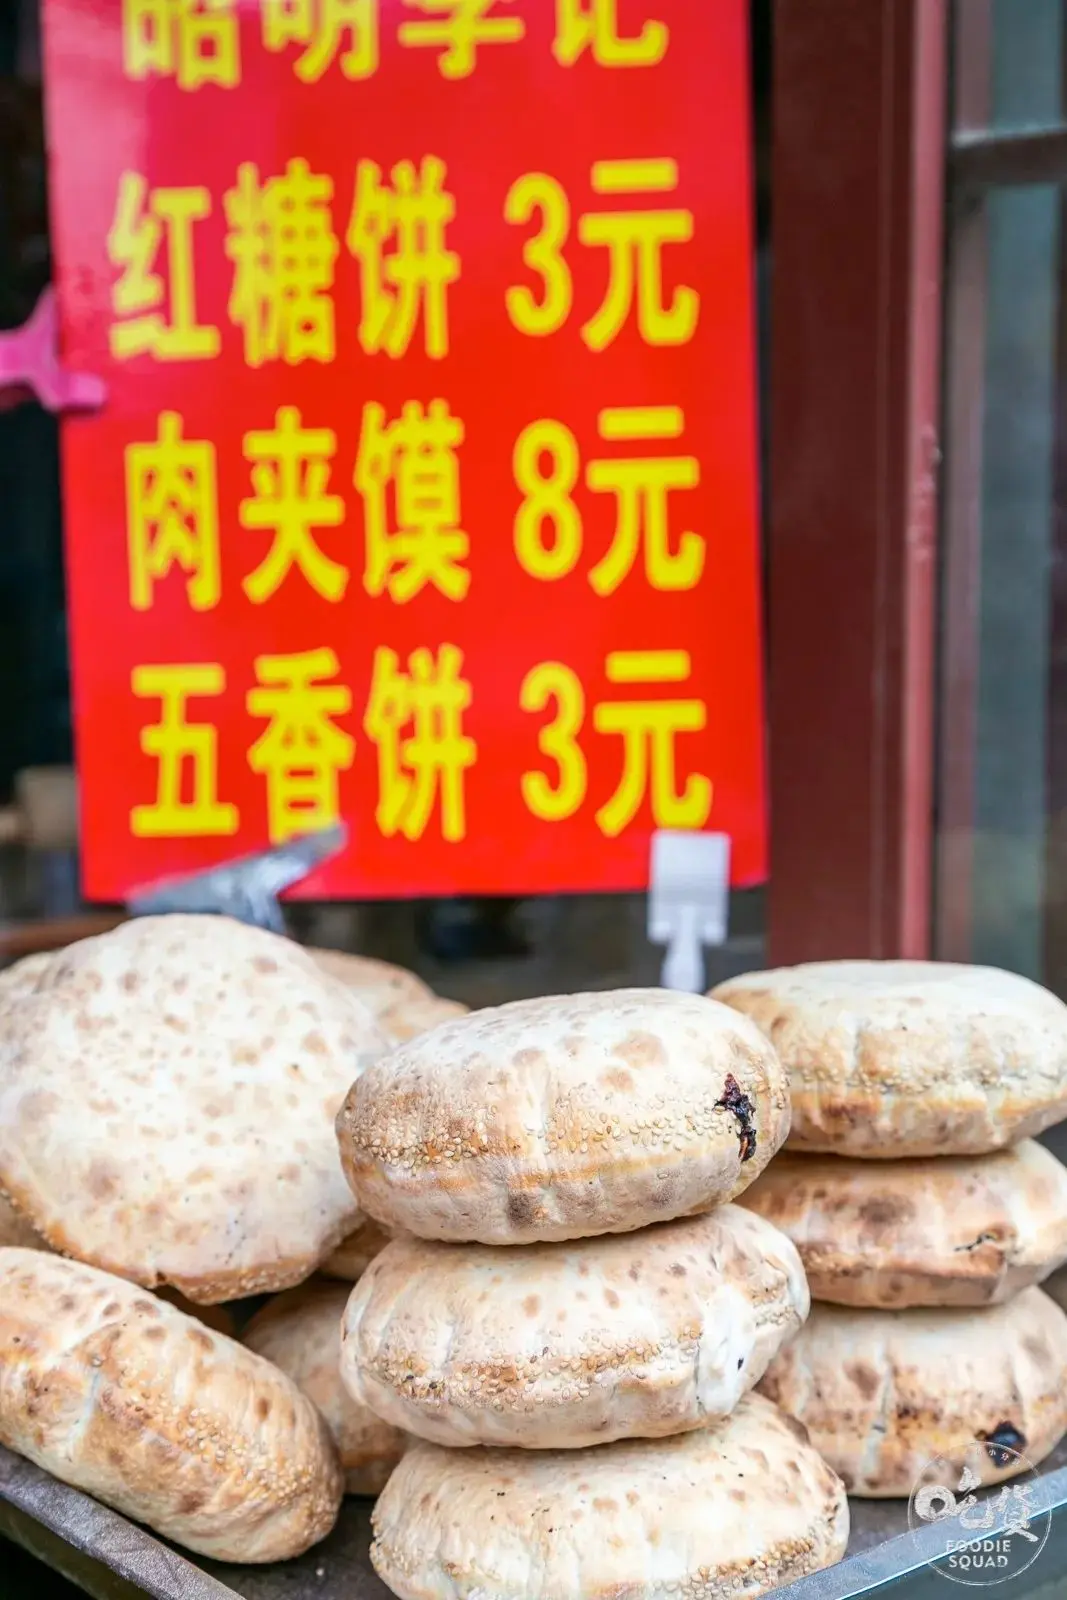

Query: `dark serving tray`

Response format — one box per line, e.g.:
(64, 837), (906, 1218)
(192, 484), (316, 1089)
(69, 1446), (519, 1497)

(7, 1436), (1067, 1600)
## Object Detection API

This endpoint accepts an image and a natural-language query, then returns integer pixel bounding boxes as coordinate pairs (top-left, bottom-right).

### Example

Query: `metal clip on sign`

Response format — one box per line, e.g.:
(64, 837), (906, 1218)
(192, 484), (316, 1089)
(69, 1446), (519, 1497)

(0, 289), (105, 415)
(126, 825), (348, 934)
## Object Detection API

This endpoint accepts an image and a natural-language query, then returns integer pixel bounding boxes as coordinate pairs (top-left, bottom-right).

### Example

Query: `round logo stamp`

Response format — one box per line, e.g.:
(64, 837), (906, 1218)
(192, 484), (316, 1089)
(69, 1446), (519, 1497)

(908, 1434), (1051, 1586)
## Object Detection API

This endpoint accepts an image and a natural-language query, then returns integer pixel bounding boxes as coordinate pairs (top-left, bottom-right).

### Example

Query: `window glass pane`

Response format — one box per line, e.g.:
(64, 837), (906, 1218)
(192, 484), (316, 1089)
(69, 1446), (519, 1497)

(954, 0), (1065, 135)
(989, 0), (1063, 131)
(968, 184), (1060, 978)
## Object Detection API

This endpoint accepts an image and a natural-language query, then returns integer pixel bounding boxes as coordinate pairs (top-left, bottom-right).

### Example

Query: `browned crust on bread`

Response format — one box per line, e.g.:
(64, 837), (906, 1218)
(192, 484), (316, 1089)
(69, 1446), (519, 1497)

(0, 1249), (343, 1560)
(758, 1289), (1067, 1496)
(739, 1143), (1067, 1307)
(338, 990), (790, 1243)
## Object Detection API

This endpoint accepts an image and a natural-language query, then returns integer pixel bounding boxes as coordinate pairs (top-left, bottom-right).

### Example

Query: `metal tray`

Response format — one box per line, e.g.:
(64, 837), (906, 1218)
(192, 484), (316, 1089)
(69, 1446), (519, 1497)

(6, 1436), (1067, 1600)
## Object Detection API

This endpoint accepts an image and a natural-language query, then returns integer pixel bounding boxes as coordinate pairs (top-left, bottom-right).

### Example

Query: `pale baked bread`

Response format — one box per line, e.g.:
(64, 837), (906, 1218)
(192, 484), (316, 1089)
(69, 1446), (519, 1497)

(341, 1206), (808, 1448)
(0, 1249), (342, 1560)
(740, 1141), (1067, 1307)
(337, 989), (791, 1243)
(245, 1280), (406, 1495)
(758, 1288), (1067, 1496)
(713, 960), (1067, 1155)
(379, 993), (469, 1042)
(0, 915), (388, 1302)
(321, 1217), (394, 1281)
(306, 947), (466, 1043)
(307, 947), (431, 1007)
(306, 949), (466, 1042)
(0, 951), (52, 1010)
(371, 1391), (848, 1600)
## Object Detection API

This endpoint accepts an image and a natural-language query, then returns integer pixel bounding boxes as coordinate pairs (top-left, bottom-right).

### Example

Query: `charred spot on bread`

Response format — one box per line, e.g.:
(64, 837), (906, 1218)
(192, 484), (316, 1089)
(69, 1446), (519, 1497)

(717, 1074), (757, 1162)
(978, 1421), (1027, 1466)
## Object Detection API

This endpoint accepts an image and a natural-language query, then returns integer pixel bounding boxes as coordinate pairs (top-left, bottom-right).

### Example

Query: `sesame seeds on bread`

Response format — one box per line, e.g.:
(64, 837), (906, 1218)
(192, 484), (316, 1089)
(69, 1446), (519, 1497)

(370, 1391), (849, 1600)
(739, 1141), (1067, 1307)
(0, 1249), (343, 1561)
(340, 1206), (808, 1449)
(336, 989), (790, 1244)
(245, 1280), (407, 1496)
(0, 915), (389, 1302)
(713, 960), (1067, 1156)
(758, 1288), (1067, 1496)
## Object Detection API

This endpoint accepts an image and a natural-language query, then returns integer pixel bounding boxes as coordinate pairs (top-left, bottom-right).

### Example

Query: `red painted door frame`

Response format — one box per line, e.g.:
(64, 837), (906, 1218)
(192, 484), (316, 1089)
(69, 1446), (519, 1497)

(767, 0), (948, 964)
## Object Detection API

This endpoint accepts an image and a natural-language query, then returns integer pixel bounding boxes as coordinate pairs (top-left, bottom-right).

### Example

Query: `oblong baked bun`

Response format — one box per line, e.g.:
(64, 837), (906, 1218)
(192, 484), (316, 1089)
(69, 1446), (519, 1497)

(0, 915), (388, 1302)
(758, 1288), (1067, 1497)
(739, 1141), (1067, 1307)
(0, 1249), (342, 1560)
(337, 989), (790, 1243)
(341, 1207), (808, 1448)
(321, 1216), (394, 1281)
(245, 1280), (406, 1496)
(371, 1391), (848, 1600)
(712, 960), (1067, 1156)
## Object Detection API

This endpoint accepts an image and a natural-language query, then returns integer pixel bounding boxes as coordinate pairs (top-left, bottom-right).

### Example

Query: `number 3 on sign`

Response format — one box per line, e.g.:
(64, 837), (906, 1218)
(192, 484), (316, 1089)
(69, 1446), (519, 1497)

(520, 662), (587, 820)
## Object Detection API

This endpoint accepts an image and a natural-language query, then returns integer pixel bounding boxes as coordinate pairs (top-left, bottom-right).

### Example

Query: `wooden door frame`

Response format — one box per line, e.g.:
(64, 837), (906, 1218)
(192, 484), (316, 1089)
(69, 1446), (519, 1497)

(767, 0), (948, 963)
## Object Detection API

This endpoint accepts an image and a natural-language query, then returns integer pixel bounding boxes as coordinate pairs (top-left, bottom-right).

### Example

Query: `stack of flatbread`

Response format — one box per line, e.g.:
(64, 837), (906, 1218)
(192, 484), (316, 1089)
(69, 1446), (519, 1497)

(335, 988), (850, 1600)
(0, 917), (459, 1559)
(713, 961), (1067, 1497)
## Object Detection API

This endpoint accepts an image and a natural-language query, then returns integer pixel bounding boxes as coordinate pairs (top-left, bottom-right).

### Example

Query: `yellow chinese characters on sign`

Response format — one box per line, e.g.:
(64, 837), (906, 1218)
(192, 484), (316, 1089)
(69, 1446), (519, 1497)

(225, 159), (339, 367)
(240, 406), (349, 603)
(355, 399), (470, 603)
(126, 411), (220, 612)
(131, 662), (238, 837)
(248, 647), (355, 843)
(520, 650), (711, 837)
(364, 644), (476, 842)
(514, 406), (702, 594)
(123, 0), (239, 89)
(347, 157), (458, 359)
(398, 0), (524, 79)
(505, 159), (697, 349)
(553, 0), (667, 67)
(108, 173), (219, 361)
(262, 0), (378, 82)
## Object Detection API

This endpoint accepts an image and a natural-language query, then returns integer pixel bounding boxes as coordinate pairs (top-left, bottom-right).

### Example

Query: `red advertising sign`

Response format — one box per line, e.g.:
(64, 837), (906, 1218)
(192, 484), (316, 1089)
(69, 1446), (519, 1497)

(42, 0), (765, 900)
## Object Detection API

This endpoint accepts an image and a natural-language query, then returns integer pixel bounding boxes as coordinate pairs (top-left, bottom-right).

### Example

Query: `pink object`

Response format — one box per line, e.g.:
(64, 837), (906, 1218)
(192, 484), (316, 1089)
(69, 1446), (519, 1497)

(0, 289), (105, 414)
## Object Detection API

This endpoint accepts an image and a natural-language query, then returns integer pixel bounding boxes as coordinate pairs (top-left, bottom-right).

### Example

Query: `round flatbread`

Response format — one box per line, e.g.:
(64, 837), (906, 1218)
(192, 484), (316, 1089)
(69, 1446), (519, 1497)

(321, 1216), (394, 1281)
(307, 947), (431, 1008)
(0, 915), (388, 1302)
(758, 1288), (1067, 1496)
(337, 989), (790, 1243)
(0, 1249), (342, 1561)
(712, 961), (1067, 1156)
(306, 949), (466, 1043)
(739, 1141), (1067, 1308)
(379, 993), (469, 1042)
(245, 1280), (406, 1495)
(371, 1391), (848, 1600)
(341, 1206), (808, 1449)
